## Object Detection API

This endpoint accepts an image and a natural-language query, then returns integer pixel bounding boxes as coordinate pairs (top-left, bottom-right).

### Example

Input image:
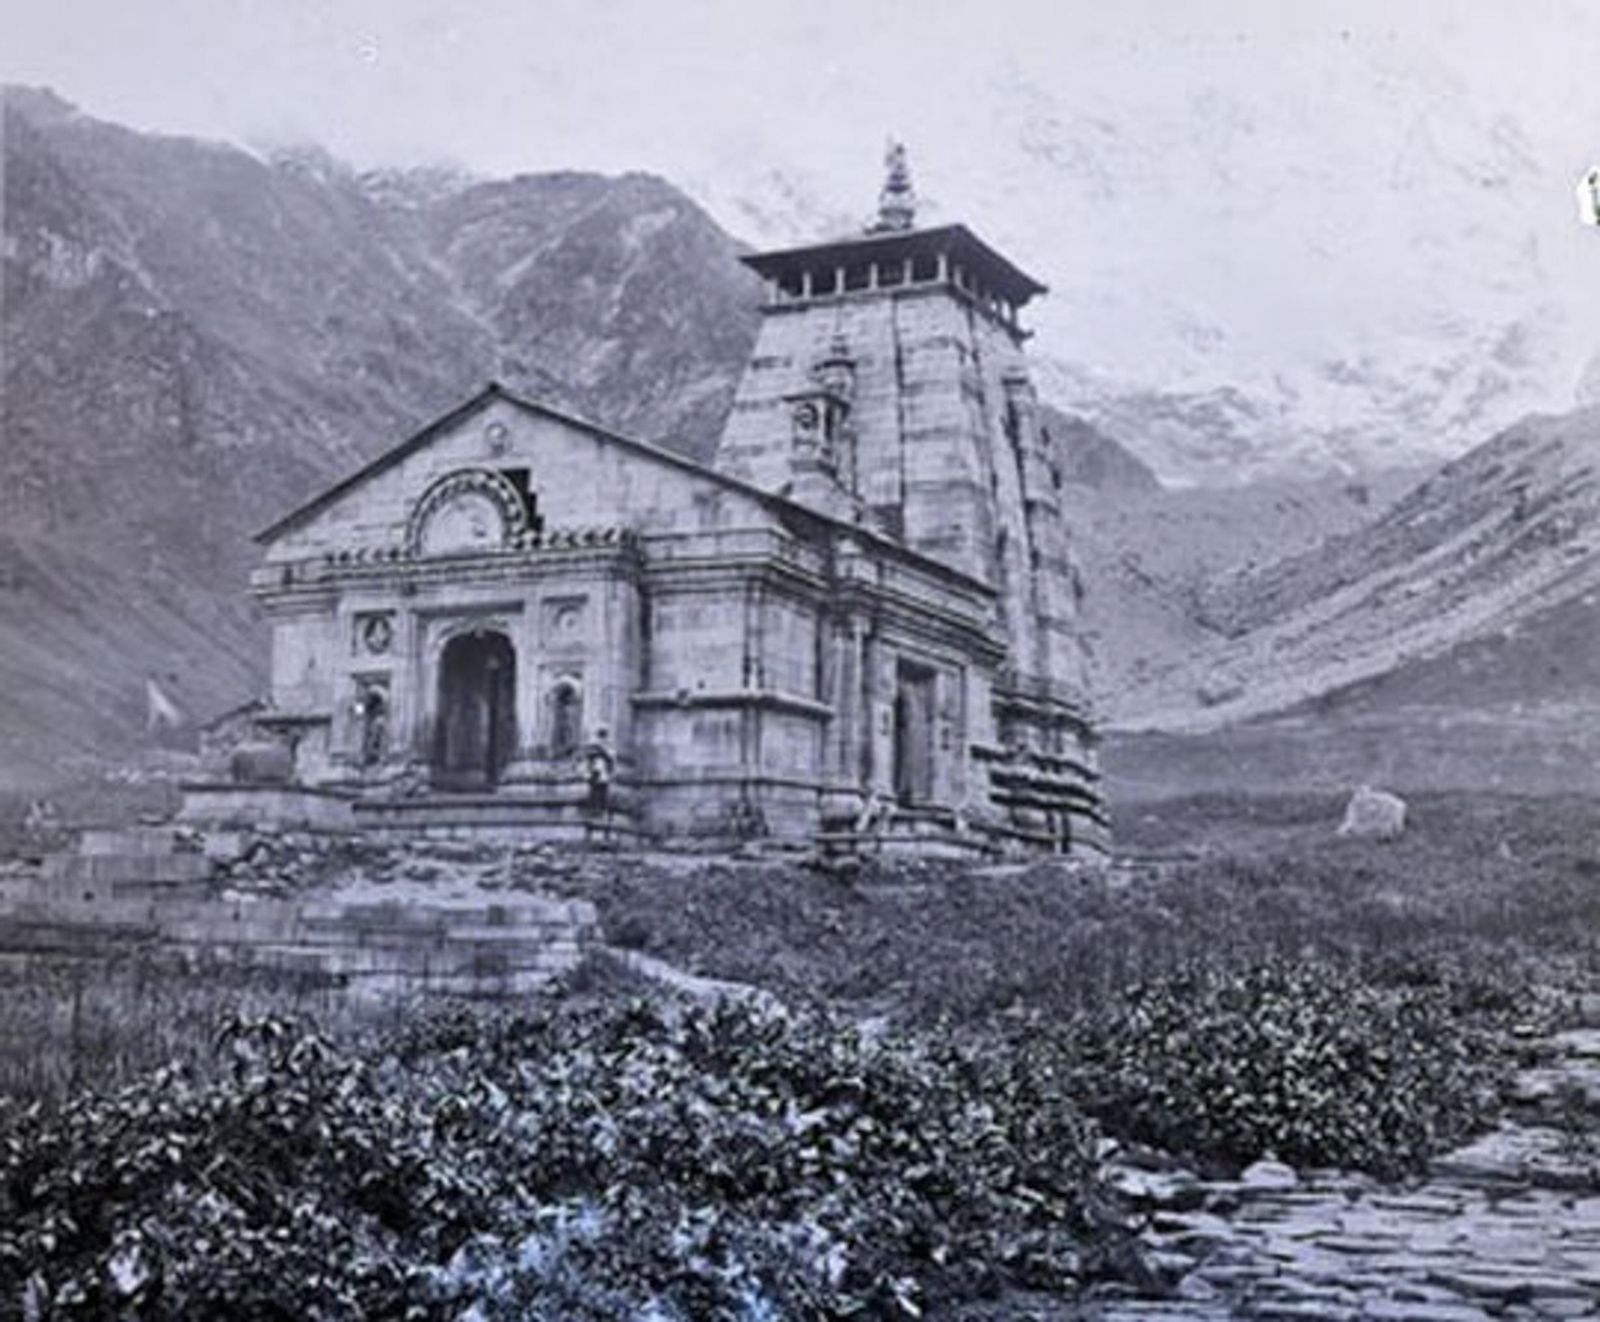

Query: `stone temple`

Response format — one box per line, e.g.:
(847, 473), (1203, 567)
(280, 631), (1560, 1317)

(211, 148), (1107, 855)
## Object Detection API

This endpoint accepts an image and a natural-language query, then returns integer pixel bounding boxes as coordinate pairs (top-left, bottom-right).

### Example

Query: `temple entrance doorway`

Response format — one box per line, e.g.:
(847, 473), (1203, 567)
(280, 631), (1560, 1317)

(892, 661), (936, 805)
(432, 630), (517, 790)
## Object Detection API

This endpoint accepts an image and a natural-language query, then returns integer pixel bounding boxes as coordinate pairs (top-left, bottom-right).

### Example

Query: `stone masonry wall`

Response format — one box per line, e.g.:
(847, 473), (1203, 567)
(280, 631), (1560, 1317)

(2, 828), (597, 998)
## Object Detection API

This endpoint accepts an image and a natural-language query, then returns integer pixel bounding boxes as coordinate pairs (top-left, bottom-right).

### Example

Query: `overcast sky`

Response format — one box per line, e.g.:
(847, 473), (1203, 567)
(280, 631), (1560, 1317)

(7, 0), (1596, 224)
(8, 0), (1600, 474)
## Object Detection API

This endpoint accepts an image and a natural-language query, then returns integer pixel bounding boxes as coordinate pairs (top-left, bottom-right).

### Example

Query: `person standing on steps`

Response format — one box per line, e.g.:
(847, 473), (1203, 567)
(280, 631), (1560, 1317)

(583, 728), (615, 847)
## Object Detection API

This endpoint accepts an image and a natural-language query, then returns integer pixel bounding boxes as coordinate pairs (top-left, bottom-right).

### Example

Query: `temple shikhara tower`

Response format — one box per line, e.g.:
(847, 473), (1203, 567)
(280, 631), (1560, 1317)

(210, 147), (1107, 855)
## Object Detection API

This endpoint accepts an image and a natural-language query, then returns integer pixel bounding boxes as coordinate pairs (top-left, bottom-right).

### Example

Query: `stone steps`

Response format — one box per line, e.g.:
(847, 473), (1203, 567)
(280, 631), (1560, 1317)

(352, 793), (643, 844)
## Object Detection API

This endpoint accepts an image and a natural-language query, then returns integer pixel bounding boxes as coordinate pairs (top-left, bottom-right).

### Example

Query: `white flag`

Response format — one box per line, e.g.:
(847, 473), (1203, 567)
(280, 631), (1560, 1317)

(146, 677), (186, 731)
(1579, 169), (1600, 227)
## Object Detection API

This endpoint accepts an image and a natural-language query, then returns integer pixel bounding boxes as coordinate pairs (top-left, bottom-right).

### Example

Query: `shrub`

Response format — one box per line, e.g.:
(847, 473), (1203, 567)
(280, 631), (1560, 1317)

(0, 998), (1142, 1319)
(1047, 956), (1513, 1177)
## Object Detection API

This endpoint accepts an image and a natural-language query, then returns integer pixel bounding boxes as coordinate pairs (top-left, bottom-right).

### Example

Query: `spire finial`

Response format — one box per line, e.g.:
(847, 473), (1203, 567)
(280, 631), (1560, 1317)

(870, 139), (916, 232)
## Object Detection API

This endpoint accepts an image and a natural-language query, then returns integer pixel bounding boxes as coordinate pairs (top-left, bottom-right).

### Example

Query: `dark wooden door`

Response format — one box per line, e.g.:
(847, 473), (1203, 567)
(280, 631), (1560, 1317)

(433, 631), (517, 790)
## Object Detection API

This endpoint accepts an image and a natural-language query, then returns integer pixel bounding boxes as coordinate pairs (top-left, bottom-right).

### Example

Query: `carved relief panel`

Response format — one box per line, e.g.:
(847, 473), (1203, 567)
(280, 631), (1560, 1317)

(353, 611), (394, 657)
(542, 595), (588, 649)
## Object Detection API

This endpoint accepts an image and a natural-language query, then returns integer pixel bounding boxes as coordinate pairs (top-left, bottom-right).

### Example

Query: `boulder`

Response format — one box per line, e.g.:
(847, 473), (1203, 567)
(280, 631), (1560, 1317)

(1337, 785), (1407, 841)
(1238, 1157), (1299, 1191)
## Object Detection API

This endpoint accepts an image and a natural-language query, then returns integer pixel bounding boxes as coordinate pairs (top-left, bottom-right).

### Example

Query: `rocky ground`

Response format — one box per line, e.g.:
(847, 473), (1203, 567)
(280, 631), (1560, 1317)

(1087, 1020), (1600, 1320)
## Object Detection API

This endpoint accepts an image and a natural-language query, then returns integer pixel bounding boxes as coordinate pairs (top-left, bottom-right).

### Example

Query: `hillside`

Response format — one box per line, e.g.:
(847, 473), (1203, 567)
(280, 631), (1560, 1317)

(0, 88), (764, 784)
(715, 32), (1596, 490)
(1066, 465), (1426, 700)
(1107, 405), (1600, 744)
(2, 90), (1173, 786)
(10, 86), (1582, 797)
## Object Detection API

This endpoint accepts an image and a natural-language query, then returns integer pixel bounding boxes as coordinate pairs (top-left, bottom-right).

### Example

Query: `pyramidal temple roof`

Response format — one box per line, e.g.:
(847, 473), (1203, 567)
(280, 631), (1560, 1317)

(739, 144), (1047, 307)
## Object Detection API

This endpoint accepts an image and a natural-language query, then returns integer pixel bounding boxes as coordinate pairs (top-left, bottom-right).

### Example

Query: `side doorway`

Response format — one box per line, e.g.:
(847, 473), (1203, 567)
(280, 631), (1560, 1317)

(892, 661), (937, 806)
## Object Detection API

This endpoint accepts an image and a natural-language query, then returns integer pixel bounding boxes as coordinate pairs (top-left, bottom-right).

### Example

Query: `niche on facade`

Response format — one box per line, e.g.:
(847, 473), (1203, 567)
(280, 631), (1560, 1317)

(892, 660), (938, 805)
(543, 671), (585, 759)
(351, 674), (390, 769)
(353, 611), (395, 658)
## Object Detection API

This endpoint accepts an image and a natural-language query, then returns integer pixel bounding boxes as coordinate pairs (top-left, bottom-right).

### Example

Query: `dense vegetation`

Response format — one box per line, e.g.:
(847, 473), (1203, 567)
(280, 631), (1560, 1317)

(1047, 955), (1515, 1176)
(565, 792), (1588, 1176)
(573, 792), (1598, 1025)
(2, 790), (1595, 1316)
(1, 998), (1144, 1319)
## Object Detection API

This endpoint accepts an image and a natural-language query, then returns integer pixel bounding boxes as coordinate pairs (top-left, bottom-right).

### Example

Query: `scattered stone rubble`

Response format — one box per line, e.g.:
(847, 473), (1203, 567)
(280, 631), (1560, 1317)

(1089, 1015), (1600, 1320)
(186, 828), (633, 899)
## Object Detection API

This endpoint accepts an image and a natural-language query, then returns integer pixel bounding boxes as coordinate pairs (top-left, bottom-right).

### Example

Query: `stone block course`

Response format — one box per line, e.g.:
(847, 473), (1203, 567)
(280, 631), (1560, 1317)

(2, 833), (599, 998)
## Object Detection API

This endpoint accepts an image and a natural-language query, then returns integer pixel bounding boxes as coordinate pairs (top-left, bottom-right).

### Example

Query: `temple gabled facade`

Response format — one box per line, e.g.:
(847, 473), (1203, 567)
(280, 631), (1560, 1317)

(233, 149), (1107, 855)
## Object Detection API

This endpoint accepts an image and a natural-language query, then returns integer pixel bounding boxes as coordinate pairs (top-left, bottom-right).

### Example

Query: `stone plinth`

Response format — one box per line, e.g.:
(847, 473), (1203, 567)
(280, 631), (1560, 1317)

(178, 783), (357, 832)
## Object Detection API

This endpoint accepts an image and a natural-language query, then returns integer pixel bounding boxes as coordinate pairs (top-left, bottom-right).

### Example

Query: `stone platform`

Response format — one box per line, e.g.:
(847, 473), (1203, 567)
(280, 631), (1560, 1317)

(351, 791), (640, 845)
(2, 826), (597, 998)
(177, 783), (357, 831)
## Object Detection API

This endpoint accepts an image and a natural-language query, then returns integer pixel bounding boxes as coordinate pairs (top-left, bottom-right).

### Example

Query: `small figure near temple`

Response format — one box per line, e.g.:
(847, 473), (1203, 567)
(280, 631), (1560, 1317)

(583, 729), (616, 843)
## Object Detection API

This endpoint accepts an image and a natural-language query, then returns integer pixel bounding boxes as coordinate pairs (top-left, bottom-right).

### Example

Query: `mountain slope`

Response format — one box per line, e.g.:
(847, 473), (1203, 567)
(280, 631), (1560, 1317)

(1108, 405), (1600, 732)
(11, 87), (1578, 796)
(5, 89), (1197, 789)
(0, 88), (762, 785)
(1041, 406), (1160, 495)
(708, 35), (1597, 488)
(417, 170), (760, 457)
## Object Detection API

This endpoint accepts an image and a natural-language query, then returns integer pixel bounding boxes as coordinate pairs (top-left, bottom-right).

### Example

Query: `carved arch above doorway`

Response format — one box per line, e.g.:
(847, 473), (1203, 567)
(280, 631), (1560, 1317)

(406, 467), (530, 558)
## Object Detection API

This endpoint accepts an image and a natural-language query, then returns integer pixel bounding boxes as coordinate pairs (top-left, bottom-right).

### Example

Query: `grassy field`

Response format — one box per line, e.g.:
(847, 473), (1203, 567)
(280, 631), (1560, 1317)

(560, 790), (1600, 1021)
(0, 957), (390, 1102)
(1104, 716), (1600, 799)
